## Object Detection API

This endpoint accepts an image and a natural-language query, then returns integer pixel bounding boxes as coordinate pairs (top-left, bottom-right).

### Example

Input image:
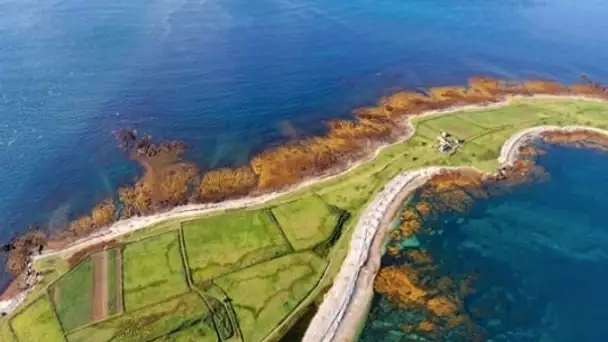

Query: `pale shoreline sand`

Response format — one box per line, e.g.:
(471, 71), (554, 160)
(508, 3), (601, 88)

(1, 95), (606, 318)
(303, 124), (608, 342)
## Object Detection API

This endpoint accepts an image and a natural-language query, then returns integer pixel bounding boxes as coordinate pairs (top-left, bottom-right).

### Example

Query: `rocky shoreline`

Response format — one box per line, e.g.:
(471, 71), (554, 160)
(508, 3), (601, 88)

(1, 92), (607, 323)
(303, 124), (608, 342)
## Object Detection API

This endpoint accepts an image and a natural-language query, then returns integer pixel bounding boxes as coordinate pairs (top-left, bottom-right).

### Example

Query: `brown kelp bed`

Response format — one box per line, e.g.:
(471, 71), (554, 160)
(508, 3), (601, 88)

(370, 148), (547, 341)
(4, 77), (608, 287)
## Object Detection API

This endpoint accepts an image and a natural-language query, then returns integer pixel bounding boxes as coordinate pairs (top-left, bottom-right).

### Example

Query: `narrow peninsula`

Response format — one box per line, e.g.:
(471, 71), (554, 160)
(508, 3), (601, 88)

(2, 77), (608, 342)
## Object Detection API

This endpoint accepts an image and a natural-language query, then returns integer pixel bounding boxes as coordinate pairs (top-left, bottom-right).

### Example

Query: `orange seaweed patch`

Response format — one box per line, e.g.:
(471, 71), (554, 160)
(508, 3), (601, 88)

(417, 319), (436, 332)
(199, 166), (258, 202)
(386, 244), (401, 257)
(399, 219), (422, 238)
(404, 249), (434, 266)
(67, 199), (118, 237)
(414, 202), (432, 216)
(250, 134), (365, 190)
(374, 265), (428, 307)
(119, 162), (199, 217)
(426, 296), (460, 318)
(7, 76), (608, 278)
(523, 80), (568, 94)
(542, 130), (608, 152)
(374, 264), (482, 340)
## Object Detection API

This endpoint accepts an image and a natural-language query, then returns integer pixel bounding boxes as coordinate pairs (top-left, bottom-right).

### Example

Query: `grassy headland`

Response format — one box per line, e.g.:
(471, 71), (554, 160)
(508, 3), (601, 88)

(3, 78), (608, 342)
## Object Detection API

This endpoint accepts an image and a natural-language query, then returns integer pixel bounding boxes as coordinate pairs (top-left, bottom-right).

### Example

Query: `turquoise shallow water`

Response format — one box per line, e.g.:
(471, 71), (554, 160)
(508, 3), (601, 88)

(1, 0), (608, 286)
(360, 144), (608, 342)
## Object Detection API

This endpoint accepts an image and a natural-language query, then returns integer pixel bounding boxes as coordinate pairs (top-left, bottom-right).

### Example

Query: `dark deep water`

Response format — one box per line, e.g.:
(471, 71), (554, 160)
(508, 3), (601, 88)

(360, 144), (608, 342)
(1, 0), (608, 285)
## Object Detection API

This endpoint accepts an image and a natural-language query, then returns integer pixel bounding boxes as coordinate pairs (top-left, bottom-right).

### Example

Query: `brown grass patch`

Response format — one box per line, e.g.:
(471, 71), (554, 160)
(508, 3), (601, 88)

(67, 240), (122, 268)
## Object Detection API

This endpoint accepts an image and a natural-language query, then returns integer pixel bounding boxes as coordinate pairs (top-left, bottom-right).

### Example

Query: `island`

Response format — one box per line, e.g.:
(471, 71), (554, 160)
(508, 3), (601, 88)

(1, 77), (608, 342)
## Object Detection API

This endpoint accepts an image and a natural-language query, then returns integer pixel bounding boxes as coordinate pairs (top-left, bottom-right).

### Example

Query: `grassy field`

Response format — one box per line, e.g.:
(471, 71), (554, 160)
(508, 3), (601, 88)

(106, 248), (119, 316)
(21, 98), (608, 342)
(213, 252), (327, 342)
(122, 232), (189, 311)
(182, 210), (292, 284)
(66, 292), (215, 342)
(0, 318), (16, 342)
(50, 258), (93, 332)
(271, 196), (340, 251)
(11, 295), (65, 342)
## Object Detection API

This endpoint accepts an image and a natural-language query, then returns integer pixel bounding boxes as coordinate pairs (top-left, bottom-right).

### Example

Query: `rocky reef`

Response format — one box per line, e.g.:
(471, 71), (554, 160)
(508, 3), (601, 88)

(4, 76), (608, 284)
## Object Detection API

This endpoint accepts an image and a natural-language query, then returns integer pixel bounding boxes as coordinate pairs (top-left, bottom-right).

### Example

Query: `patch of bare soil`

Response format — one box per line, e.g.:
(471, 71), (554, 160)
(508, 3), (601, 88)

(0, 273), (26, 301)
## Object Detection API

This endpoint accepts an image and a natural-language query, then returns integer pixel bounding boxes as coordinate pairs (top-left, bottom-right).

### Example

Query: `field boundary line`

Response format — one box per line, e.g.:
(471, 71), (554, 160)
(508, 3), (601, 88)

(264, 208), (296, 253)
(259, 258), (330, 342)
(7, 290), (69, 342)
(44, 289), (69, 342)
(178, 223), (225, 342)
(206, 251), (315, 284)
(177, 225), (194, 289)
(210, 284), (244, 342)
(66, 291), (189, 336)
(119, 245), (126, 316)
(65, 291), (212, 339)
(65, 311), (123, 336)
(6, 321), (19, 342)
(121, 229), (179, 248)
(114, 248), (124, 315)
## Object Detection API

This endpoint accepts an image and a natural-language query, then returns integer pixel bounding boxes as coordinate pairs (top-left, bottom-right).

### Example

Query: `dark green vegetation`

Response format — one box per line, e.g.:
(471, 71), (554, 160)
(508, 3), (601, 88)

(49, 258), (93, 332)
(107, 248), (119, 316)
(6, 98), (608, 342)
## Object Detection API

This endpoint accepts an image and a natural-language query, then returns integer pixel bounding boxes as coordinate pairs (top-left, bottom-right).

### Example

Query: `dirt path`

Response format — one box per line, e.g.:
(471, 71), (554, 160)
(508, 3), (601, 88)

(91, 251), (109, 321)
(115, 248), (124, 314)
(53, 286), (61, 308)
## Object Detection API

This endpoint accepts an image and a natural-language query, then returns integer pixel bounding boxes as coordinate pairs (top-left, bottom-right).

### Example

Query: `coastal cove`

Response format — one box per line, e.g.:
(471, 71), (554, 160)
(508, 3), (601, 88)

(359, 142), (608, 342)
(3, 94), (608, 342)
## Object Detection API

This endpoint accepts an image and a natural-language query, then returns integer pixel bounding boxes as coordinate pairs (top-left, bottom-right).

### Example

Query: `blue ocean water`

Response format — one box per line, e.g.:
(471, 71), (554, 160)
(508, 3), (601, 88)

(360, 144), (608, 342)
(1, 1), (608, 251)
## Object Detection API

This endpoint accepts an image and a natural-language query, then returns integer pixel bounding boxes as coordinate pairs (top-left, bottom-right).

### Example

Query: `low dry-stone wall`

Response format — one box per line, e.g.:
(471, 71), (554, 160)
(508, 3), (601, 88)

(303, 168), (441, 342)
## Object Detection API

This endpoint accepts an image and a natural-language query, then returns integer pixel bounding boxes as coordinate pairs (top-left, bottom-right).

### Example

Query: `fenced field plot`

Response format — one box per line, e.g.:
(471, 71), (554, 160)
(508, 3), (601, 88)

(122, 232), (189, 311)
(182, 210), (292, 284)
(213, 252), (327, 342)
(271, 195), (341, 251)
(66, 292), (216, 342)
(10, 295), (65, 342)
(49, 257), (93, 332)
